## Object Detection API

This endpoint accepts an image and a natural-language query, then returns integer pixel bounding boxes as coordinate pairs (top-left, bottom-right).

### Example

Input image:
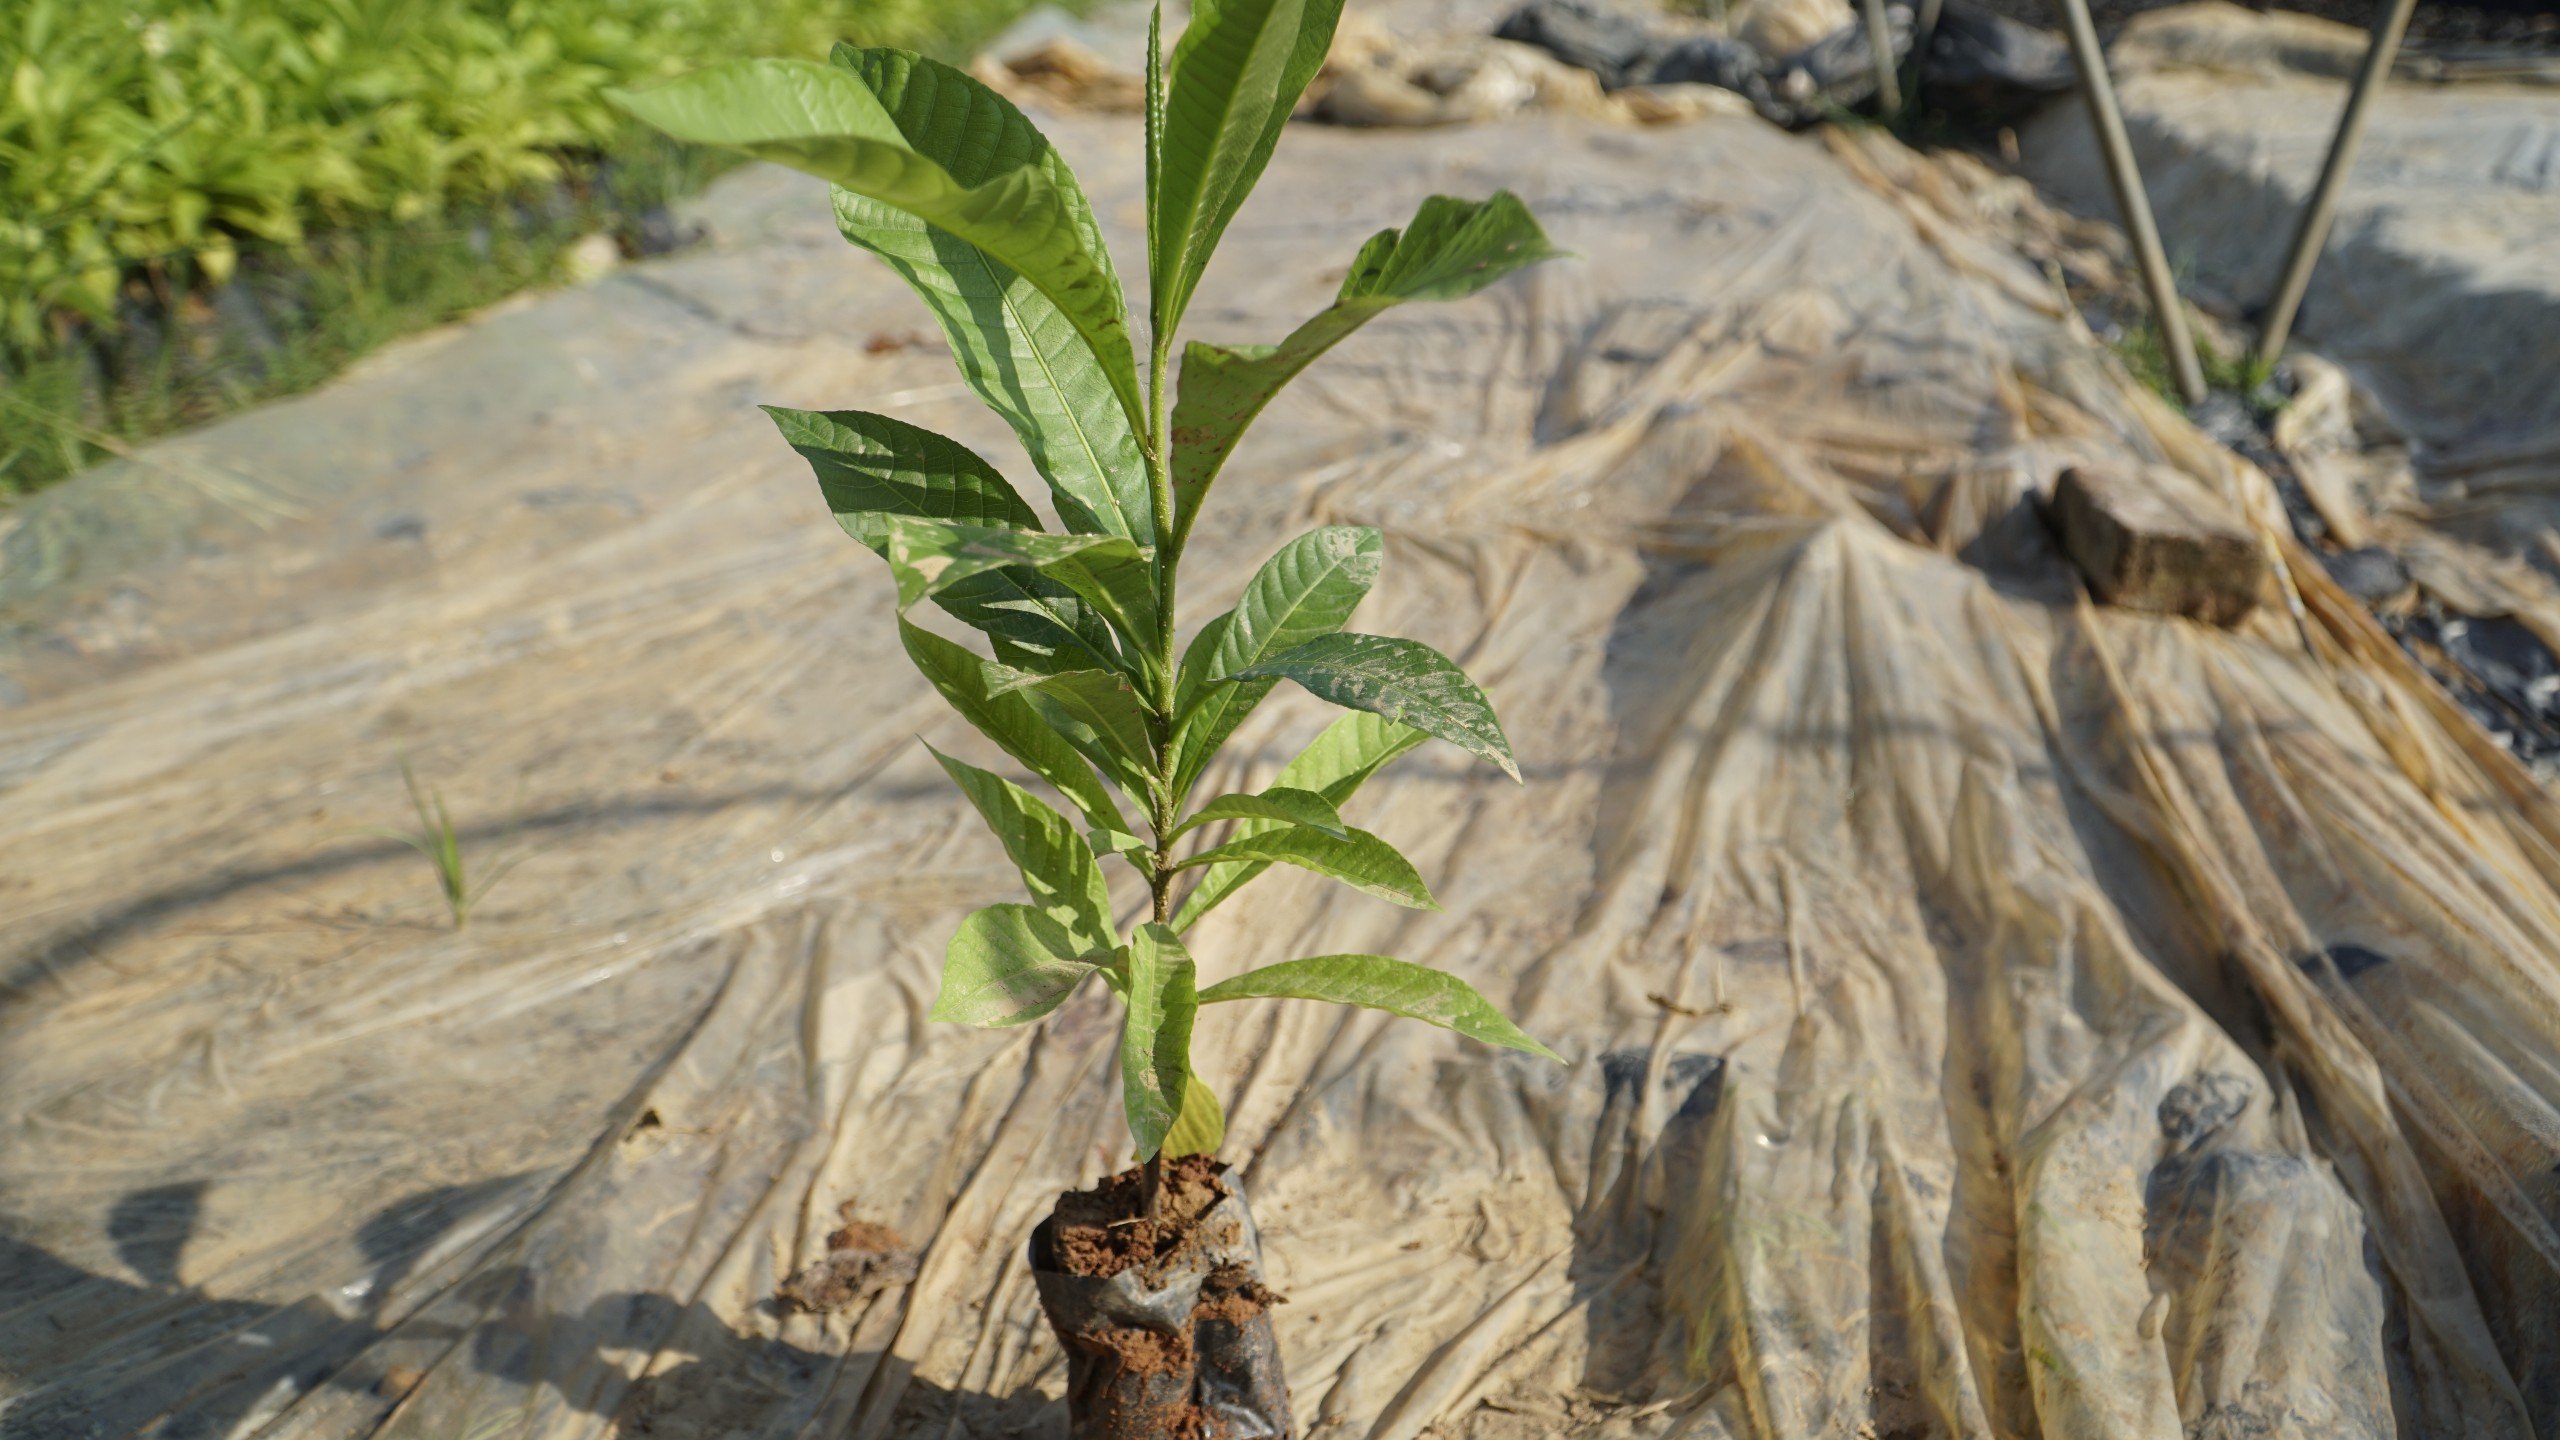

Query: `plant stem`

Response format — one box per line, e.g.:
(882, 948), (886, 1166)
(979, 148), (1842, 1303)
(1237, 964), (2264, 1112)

(1142, 303), (1179, 1227)
(1144, 326), (1180, 932)
(1147, 329), (1178, 699)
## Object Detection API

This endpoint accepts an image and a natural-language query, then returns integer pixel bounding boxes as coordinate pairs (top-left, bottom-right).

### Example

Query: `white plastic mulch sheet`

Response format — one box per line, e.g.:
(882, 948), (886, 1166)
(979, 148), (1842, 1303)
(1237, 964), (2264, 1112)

(5, 107), (2559, 1440)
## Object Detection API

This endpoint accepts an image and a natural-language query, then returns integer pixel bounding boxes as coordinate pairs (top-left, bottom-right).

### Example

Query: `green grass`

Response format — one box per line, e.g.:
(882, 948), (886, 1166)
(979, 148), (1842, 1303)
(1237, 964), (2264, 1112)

(0, 137), (721, 488)
(2112, 307), (2279, 417)
(0, 0), (1062, 498)
(370, 757), (520, 928)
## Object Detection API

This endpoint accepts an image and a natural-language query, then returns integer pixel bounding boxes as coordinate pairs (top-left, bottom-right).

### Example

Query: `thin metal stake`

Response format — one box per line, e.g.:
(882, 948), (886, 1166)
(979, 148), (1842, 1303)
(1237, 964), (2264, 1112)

(2051, 0), (2207, 405)
(1862, 0), (1904, 115)
(2255, 0), (2419, 367)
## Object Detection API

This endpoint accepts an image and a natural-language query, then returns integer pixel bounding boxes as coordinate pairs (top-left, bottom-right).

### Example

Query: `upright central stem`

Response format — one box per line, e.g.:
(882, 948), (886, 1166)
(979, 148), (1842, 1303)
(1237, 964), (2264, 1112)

(1145, 330), (1179, 930)
(1142, 330), (1177, 1227)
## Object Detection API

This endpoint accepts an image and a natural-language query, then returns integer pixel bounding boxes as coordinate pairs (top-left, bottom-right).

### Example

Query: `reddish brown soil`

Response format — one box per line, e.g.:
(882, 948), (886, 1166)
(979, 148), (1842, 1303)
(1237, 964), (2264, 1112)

(1095, 1322), (1196, 1373)
(776, 1203), (920, 1314)
(1050, 1154), (1232, 1281)
(826, 1218), (906, 1253)
(1197, 1263), (1283, 1325)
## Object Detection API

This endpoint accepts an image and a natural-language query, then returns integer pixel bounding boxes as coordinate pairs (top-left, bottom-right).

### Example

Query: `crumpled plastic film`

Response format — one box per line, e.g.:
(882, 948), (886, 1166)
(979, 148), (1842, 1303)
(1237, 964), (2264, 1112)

(4, 88), (2558, 1440)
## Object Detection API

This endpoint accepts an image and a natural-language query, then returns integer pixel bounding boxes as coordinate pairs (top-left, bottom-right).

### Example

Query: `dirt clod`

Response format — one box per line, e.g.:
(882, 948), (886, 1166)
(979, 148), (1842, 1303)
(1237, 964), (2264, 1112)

(1049, 1154), (1230, 1280)
(374, 1364), (425, 1398)
(777, 1204), (920, 1313)
(825, 1218), (905, 1254)
(1090, 1321), (1195, 1375)
(1197, 1263), (1284, 1324)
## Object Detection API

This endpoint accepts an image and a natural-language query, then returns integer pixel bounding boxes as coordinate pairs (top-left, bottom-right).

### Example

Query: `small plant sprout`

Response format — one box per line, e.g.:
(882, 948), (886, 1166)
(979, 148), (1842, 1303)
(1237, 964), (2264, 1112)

(608, 0), (1563, 1213)
(371, 757), (519, 929)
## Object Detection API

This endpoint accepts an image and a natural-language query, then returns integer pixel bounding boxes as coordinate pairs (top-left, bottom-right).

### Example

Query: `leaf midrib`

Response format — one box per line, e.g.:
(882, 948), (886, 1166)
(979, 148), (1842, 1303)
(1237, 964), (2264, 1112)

(1157, 0), (1304, 330)
(954, 227), (1131, 542)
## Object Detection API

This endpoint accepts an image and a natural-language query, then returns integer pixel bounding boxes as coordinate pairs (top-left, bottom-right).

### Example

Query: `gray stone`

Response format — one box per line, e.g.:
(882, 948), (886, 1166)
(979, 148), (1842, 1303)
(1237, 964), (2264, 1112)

(1917, 0), (2073, 124)
(2319, 545), (2411, 605)
(2048, 464), (2269, 626)
(1494, 0), (1663, 88)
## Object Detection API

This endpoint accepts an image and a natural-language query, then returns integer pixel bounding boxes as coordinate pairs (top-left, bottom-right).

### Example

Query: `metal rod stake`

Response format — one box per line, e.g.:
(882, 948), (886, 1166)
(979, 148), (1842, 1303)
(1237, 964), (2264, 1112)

(1863, 0), (1904, 115)
(2050, 0), (2207, 405)
(2254, 0), (2418, 367)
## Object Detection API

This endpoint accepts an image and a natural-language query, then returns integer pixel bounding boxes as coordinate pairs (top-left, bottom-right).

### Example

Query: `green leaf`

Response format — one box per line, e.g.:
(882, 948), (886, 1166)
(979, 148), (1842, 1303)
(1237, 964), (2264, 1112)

(1274, 711), (1431, 793)
(1145, 1), (1168, 283)
(946, 570), (1127, 680)
(1121, 923), (1201, 1160)
(927, 743), (1117, 951)
(867, 515), (1157, 666)
(607, 58), (1148, 508)
(870, 514), (1143, 615)
(822, 49), (1153, 546)
(1172, 611), (1235, 714)
(1177, 823), (1436, 910)
(900, 620), (1129, 837)
(934, 904), (1099, 1026)
(1200, 954), (1560, 1060)
(1231, 632), (1518, 781)
(764, 405), (1040, 535)
(1170, 192), (1559, 544)
(1172, 526), (1381, 796)
(1023, 692), (1149, 808)
(995, 667), (1157, 796)
(1151, 0), (1347, 341)
(1173, 712), (1425, 930)
(1162, 1067), (1226, 1158)
(1037, 543), (1162, 655)
(1090, 827), (1154, 862)
(772, 409), (1121, 673)
(1172, 786), (1347, 840)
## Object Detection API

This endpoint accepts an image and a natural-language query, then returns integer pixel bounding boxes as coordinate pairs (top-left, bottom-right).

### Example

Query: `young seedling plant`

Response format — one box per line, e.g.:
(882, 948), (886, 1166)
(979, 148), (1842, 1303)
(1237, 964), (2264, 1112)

(369, 756), (520, 929)
(609, 0), (1559, 1228)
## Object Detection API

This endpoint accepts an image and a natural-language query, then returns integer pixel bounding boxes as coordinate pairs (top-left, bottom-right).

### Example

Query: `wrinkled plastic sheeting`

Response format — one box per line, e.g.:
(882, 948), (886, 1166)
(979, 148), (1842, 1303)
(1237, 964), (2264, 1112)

(2018, 2), (2560, 485)
(4, 98), (2560, 1440)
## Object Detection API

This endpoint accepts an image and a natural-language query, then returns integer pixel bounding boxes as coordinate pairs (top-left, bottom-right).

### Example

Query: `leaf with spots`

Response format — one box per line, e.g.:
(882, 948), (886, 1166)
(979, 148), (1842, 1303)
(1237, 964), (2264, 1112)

(1229, 632), (1518, 781)
(1162, 1066), (1225, 1158)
